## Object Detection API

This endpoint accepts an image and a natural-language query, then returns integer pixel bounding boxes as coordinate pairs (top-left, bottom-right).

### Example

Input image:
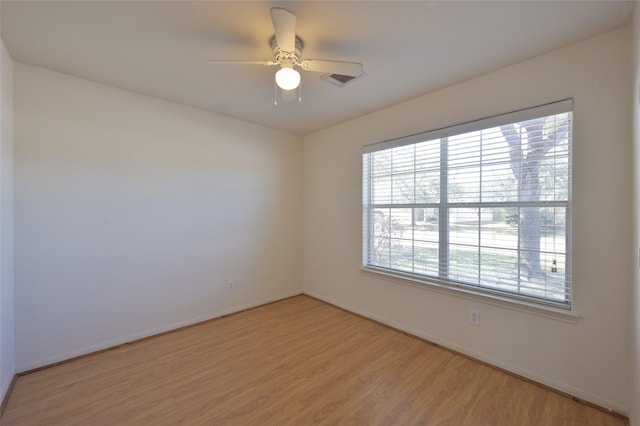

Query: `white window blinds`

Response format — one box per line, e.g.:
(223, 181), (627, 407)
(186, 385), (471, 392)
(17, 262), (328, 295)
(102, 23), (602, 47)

(362, 100), (572, 308)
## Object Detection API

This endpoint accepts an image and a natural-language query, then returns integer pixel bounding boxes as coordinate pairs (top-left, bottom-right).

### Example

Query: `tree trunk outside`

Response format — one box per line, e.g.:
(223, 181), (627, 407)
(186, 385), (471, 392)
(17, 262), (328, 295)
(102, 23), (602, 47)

(500, 119), (551, 278)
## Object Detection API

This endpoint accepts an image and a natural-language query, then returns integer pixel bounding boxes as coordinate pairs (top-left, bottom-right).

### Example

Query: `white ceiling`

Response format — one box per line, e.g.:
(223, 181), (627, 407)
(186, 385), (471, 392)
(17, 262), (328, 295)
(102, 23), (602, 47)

(1, 1), (635, 135)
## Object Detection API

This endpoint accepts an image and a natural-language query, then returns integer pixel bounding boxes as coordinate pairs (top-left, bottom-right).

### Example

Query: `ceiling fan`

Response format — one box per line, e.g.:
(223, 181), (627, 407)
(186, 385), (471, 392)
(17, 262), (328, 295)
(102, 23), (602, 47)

(208, 7), (364, 103)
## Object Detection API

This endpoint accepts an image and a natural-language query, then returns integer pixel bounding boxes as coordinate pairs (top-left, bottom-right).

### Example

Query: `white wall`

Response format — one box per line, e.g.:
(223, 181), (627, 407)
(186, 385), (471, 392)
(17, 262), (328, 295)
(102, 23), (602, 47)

(0, 37), (15, 400)
(304, 27), (633, 413)
(631, 2), (640, 425)
(14, 63), (303, 371)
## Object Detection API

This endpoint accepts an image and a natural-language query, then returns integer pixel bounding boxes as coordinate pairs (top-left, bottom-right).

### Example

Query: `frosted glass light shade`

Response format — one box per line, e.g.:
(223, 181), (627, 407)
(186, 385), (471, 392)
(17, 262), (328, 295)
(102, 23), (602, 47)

(275, 67), (301, 90)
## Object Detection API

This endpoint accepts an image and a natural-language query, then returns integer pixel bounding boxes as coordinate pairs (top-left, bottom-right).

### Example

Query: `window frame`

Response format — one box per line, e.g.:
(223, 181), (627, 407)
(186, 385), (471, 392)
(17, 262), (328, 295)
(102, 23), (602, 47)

(362, 99), (573, 311)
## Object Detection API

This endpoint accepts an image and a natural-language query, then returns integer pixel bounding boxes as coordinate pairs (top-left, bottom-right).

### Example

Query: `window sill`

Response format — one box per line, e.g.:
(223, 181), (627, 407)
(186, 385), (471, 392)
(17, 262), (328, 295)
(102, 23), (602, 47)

(360, 266), (580, 324)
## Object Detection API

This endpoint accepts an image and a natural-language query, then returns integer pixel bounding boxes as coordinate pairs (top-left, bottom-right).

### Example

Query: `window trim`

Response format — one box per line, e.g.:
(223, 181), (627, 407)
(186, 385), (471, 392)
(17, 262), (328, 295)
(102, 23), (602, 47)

(360, 266), (580, 323)
(362, 99), (573, 311)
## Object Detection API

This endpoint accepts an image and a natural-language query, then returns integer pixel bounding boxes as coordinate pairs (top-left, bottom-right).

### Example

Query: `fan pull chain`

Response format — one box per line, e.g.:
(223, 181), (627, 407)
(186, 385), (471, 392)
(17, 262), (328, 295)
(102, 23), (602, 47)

(274, 80), (278, 106)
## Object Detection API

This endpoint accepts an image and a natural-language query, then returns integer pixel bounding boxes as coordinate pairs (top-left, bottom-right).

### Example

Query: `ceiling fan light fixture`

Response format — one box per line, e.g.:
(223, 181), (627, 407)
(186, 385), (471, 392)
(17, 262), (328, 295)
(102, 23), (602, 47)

(275, 66), (300, 90)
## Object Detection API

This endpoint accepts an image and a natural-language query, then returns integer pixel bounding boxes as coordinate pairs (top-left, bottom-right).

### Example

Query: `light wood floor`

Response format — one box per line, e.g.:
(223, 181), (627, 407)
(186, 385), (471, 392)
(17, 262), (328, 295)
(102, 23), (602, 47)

(2, 295), (628, 425)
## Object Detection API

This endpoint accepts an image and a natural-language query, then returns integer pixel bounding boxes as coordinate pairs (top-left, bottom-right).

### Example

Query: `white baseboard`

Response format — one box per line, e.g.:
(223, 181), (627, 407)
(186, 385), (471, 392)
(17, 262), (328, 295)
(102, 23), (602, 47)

(1, 371), (15, 409)
(304, 289), (628, 417)
(17, 290), (303, 373)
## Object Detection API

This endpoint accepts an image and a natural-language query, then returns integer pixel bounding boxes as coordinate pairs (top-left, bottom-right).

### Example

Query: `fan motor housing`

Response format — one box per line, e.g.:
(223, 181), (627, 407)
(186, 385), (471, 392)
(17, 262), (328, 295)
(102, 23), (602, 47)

(271, 35), (303, 60)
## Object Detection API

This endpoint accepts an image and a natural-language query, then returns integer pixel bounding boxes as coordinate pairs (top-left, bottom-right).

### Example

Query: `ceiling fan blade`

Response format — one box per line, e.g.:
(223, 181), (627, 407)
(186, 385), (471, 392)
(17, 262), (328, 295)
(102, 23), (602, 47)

(270, 8), (296, 53)
(300, 60), (363, 77)
(208, 60), (278, 66)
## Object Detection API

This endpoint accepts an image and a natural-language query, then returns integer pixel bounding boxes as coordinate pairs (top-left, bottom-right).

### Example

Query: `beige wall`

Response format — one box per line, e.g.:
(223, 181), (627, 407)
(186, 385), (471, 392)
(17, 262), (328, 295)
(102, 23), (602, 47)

(631, 2), (640, 425)
(303, 26), (633, 413)
(14, 63), (303, 370)
(0, 36), (15, 400)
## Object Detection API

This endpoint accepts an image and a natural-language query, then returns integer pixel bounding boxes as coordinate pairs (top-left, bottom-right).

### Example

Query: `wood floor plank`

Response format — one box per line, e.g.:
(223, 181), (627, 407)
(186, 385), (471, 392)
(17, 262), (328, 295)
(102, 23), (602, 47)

(1, 295), (628, 425)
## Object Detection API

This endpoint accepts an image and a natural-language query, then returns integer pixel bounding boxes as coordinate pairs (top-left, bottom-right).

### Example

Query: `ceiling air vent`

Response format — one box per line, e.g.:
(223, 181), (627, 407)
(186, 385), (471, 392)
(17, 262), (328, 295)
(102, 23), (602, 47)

(321, 73), (359, 87)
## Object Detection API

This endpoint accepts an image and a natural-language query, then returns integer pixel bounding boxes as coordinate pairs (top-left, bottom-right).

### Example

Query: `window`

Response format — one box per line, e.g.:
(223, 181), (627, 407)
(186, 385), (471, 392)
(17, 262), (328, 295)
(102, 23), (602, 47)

(362, 100), (572, 308)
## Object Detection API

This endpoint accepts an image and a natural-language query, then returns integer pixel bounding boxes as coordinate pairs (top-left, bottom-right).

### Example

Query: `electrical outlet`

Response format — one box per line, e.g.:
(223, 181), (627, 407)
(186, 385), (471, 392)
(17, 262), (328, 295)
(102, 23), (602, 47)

(469, 309), (480, 326)
(227, 280), (235, 291)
